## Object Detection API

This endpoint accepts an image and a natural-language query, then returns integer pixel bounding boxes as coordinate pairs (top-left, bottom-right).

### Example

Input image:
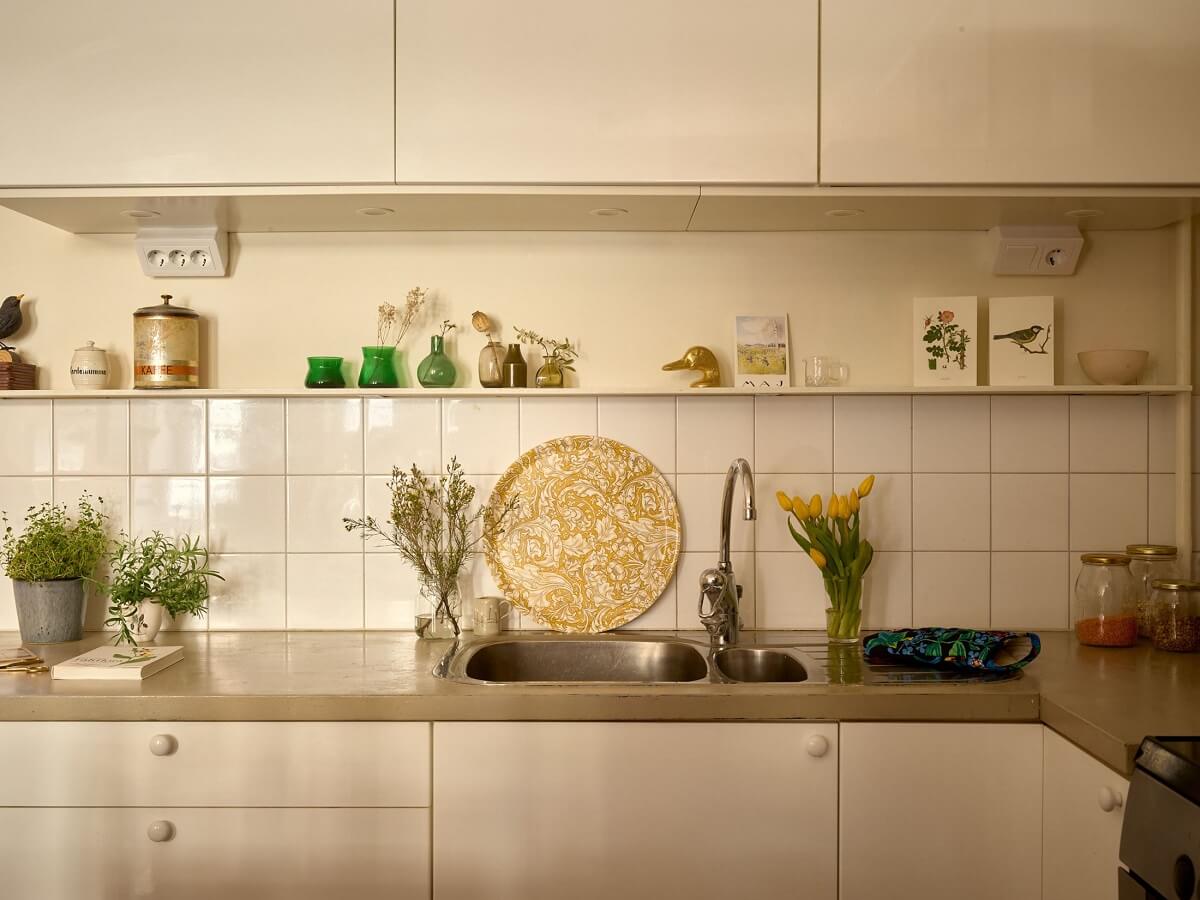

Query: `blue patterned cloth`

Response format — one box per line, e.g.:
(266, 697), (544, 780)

(862, 628), (1041, 673)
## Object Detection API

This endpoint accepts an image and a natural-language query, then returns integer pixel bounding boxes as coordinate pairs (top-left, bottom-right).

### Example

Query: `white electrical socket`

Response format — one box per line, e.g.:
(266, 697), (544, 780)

(989, 225), (1083, 276)
(135, 227), (228, 277)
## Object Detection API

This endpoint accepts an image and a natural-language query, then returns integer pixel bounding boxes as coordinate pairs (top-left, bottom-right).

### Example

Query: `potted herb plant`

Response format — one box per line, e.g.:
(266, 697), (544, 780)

(344, 458), (517, 638)
(1, 495), (108, 643)
(514, 327), (579, 388)
(102, 533), (223, 645)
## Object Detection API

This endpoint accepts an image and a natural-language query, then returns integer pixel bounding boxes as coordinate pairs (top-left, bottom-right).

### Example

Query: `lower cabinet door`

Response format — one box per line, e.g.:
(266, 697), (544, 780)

(0, 807), (429, 899)
(433, 722), (838, 900)
(1043, 728), (1129, 900)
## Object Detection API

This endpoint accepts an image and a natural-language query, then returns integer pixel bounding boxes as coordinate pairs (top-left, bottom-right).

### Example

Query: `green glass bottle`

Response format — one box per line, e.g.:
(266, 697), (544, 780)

(304, 356), (346, 389)
(417, 335), (457, 388)
(358, 346), (401, 388)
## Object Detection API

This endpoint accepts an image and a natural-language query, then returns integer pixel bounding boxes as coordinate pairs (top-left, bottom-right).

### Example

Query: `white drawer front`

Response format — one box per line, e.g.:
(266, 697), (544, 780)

(0, 722), (429, 807)
(0, 807), (429, 899)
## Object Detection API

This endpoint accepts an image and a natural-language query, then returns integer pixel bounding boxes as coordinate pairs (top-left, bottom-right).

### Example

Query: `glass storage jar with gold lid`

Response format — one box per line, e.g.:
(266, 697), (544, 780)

(1074, 553), (1137, 647)
(1127, 544), (1179, 637)
(1150, 580), (1200, 653)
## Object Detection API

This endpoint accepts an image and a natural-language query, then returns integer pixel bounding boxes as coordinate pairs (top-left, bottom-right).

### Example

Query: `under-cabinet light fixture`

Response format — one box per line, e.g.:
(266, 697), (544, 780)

(588, 207), (628, 217)
(121, 209), (160, 219)
(824, 208), (865, 218)
(1065, 208), (1105, 219)
(356, 207), (395, 217)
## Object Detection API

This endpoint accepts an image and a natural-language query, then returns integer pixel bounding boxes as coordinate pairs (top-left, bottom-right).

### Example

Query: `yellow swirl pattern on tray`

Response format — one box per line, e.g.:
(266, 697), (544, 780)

(485, 435), (681, 633)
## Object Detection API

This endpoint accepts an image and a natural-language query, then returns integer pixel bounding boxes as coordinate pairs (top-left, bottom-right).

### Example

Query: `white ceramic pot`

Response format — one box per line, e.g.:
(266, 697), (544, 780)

(69, 340), (110, 389)
(130, 598), (164, 641)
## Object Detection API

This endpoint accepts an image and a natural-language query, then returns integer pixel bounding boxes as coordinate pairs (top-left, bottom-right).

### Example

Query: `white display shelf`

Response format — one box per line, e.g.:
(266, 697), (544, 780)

(0, 384), (1190, 400)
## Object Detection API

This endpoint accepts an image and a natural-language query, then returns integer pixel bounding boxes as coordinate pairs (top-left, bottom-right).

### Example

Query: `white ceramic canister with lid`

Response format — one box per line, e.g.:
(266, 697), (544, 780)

(69, 341), (110, 389)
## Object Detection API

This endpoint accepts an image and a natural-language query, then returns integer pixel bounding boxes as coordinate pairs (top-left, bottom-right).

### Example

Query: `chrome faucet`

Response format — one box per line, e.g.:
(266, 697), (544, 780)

(699, 458), (756, 648)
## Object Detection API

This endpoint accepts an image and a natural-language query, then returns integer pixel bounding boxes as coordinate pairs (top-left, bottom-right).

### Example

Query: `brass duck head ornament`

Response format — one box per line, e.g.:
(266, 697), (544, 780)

(662, 346), (721, 388)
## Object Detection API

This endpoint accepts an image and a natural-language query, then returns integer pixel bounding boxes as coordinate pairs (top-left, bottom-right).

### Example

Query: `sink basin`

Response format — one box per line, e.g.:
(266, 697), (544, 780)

(712, 647), (810, 683)
(453, 636), (710, 684)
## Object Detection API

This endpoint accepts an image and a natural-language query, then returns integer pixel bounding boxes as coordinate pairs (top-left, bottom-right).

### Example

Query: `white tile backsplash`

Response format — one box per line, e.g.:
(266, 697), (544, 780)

(130, 398), (206, 475)
(0, 393), (1186, 633)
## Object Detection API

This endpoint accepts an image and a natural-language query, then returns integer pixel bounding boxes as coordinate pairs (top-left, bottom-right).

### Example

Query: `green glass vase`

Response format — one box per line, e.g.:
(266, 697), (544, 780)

(304, 356), (346, 389)
(417, 335), (457, 388)
(358, 346), (401, 388)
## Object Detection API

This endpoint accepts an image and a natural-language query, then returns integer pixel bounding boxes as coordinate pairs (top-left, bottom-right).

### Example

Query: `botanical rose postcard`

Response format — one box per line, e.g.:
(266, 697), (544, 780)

(913, 297), (978, 386)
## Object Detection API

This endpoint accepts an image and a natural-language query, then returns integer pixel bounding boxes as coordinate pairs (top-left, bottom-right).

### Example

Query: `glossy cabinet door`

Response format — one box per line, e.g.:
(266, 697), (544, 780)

(0, 808), (429, 899)
(821, 0), (1200, 184)
(0, 1), (394, 186)
(1043, 728), (1129, 900)
(432, 722), (838, 900)
(839, 723), (1042, 900)
(395, 1), (818, 184)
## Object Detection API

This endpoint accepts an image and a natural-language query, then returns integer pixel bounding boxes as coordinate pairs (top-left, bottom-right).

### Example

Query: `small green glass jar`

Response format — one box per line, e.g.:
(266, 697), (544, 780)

(358, 346), (401, 388)
(304, 356), (346, 389)
(417, 335), (457, 388)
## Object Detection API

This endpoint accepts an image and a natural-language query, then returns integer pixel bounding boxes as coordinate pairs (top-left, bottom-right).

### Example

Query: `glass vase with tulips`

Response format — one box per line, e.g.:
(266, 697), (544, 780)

(777, 475), (876, 644)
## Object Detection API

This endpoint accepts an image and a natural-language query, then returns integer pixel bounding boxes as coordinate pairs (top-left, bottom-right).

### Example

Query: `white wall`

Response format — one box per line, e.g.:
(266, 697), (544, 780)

(0, 207), (1178, 390)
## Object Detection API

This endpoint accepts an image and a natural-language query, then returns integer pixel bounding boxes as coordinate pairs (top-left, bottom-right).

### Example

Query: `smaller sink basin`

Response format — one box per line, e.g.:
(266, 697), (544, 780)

(713, 647), (809, 683)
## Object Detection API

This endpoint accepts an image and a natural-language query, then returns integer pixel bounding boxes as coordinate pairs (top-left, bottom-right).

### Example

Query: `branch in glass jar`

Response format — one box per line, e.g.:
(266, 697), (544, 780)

(514, 327), (579, 371)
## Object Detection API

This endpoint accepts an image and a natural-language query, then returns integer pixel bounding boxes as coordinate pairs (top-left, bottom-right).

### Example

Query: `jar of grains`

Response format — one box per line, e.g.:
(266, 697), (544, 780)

(1074, 553), (1137, 647)
(1127, 544), (1179, 637)
(1150, 580), (1200, 653)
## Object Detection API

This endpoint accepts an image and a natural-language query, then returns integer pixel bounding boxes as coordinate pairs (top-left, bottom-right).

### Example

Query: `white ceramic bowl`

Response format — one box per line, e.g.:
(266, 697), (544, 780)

(1077, 349), (1149, 385)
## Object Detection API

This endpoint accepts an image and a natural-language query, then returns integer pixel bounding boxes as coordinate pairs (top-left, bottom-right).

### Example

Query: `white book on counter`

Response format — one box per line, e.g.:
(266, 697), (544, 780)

(51, 645), (184, 681)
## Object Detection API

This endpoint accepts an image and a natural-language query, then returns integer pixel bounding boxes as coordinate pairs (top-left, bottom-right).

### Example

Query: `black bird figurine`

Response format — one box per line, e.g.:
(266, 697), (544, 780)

(0, 294), (24, 350)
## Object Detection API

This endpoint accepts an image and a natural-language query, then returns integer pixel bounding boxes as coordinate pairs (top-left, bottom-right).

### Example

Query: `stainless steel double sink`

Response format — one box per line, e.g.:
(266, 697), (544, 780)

(435, 634), (822, 685)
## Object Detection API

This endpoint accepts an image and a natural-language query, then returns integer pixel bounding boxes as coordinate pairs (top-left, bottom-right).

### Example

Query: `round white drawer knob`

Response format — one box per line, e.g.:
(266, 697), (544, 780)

(1098, 786), (1124, 813)
(147, 820), (175, 843)
(806, 735), (830, 758)
(148, 734), (177, 757)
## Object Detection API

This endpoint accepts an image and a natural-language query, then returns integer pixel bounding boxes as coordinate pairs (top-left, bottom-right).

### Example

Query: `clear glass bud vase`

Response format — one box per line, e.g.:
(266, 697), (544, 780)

(415, 586), (462, 639)
(824, 574), (864, 644)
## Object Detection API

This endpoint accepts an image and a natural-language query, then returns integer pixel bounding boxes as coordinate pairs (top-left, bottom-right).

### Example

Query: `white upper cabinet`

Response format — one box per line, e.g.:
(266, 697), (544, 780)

(821, 0), (1200, 185)
(395, 0), (819, 184)
(0, 1), (395, 186)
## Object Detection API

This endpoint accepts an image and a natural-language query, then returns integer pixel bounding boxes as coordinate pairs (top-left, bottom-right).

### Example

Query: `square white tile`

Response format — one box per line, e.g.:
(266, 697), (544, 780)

(676, 396), (754, 474)
(131, 477), (207, 540)
(54, 399), (128, 475)
(675, 474), (754, 553)
(1148, 395), (1176, 474)
(0, 400), (51, 476)
(990, 552), (1070, 630)
(286, 398), (363, 475)
(364, 397), (441, 475)
(862, 551), (913, 630)
(519, 396), (598, 452)
(442, 398), (519, 474)
(912, 473), (990, 551)
(0, 576), (18, 629)
(129, 398), (205, 475)
(1148, 473), (1176, 546)
(836, 472), (912, 551)
(753, 473), (833, 552)
(676, 551), (754, 630)
(756, 551), (825, 629)
(1069, 396), (1148, 473)
(912, 551), (990, 628)
(286, 476), (364, 553)
(54, 476), (130, 535)
(913, 396), (989, 472)
(286, 554), (364, 629)
(459, 555), (510, 628)
(208, 476), (286, 553)
(753, 395), (833, 473)
(362, 475), (400, 553)
(0, 476), (52, 527)
(1069, 474), (1148, 550)
(623, 583), (678, 630)
(207, 554), (286, 630)
(990, 396), (1069, 473)
(833, 396), (912, 473)
(991, 473), (1068, 551)
(208, 399), (285, 474)
(597, 397), (676, 474)
(365, 553), (421, 629)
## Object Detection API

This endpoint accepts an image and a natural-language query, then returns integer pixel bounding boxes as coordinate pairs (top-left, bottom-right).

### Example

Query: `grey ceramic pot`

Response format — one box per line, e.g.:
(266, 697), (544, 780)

(12, 578), (86, 643)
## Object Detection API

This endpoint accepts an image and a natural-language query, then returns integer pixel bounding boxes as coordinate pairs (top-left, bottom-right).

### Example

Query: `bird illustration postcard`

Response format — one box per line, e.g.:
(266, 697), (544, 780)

(988, 296), (1054, 386)
(913, 297), (978, 386)
(734, 315), (789, 389)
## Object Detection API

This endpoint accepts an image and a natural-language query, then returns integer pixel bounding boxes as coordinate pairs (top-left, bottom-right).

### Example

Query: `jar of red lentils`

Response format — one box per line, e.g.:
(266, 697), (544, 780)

(1074, 553), (1137, 647)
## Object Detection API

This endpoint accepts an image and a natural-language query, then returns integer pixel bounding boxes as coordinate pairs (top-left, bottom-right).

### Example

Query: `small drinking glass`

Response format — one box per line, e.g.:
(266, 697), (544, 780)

(805, 357), (849, 387)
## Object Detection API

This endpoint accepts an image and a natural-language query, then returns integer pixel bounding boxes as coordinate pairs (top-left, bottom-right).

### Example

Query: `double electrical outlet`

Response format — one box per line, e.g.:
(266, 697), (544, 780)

(135, 227), (228, 277)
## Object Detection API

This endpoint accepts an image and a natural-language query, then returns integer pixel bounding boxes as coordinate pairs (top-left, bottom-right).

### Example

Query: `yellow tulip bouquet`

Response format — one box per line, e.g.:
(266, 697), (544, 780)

(777, 475), (876, 643)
